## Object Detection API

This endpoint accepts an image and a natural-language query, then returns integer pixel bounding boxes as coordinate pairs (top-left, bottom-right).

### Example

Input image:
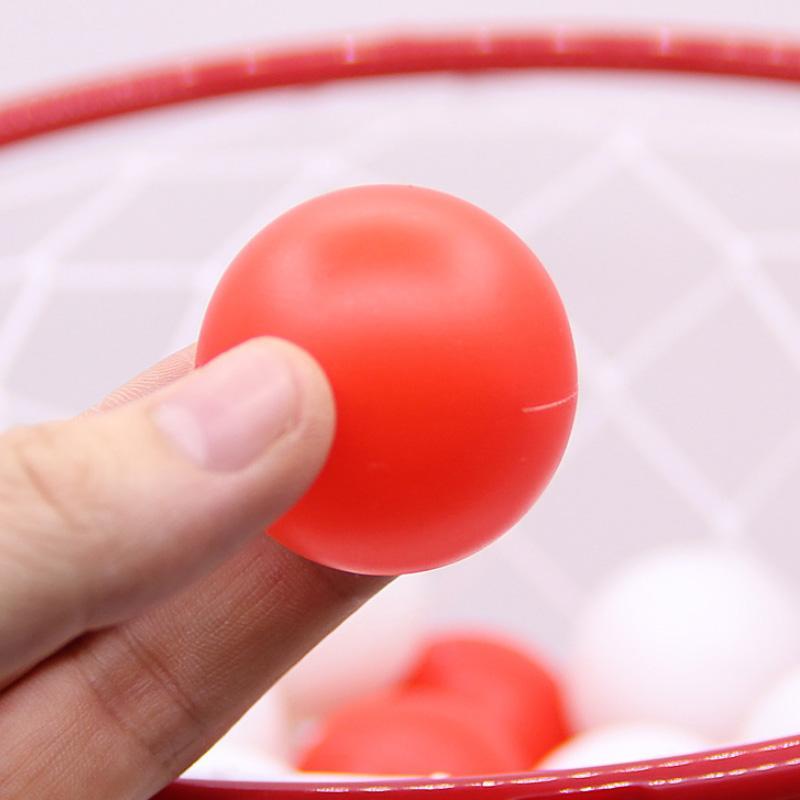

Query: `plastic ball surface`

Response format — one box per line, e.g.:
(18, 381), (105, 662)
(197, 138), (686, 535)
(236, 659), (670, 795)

(182, 741), (290, 782)
(197, 185), (576, 575)
(740, 666), (800, 743)
(280, 575), (429, 718)
(297, 690), (527, 776)
(565, 545), (800, 741)
(403, 631), (568, 763)
(538, 723), (711, 770)
(213, 687), (288, 759)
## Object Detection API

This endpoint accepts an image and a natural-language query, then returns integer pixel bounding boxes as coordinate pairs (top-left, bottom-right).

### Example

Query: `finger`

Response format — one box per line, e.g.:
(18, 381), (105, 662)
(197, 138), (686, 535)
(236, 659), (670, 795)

(82, 344), (197, 415)
(0, 537), (389, 800)
(0, 337), (335, 688)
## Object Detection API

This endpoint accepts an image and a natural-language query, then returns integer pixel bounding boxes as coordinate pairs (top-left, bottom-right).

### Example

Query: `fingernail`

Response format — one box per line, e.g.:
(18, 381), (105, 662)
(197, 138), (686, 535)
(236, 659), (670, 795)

(152, 341), (300, 471)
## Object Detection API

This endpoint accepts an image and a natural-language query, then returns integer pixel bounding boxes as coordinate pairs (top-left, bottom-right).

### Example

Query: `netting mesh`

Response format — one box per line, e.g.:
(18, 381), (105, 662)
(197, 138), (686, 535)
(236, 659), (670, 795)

(1, 70), (800, 658)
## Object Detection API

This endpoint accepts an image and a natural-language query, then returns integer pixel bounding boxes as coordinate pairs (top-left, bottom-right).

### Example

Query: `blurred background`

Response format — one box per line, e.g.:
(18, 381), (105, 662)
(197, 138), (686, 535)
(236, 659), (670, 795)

(3, 1), (800, 776)
(3, 1), (800, 96)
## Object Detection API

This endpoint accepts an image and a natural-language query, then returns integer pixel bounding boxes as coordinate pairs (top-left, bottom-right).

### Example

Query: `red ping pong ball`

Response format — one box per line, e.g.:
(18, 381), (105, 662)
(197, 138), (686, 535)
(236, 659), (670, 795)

(402, 633), (569, 763)
(196, 185), (577, 575)
(297, 690), (527, 776)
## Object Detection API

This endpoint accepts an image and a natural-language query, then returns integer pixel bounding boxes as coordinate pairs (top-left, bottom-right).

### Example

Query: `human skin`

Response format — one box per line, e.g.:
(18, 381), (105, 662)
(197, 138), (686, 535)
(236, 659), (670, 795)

(0, 338), (388, 799)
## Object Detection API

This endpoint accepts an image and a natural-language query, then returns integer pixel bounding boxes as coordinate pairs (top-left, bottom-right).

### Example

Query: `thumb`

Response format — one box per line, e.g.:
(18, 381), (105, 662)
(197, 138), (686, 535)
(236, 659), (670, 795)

(0, 337), (335, 688)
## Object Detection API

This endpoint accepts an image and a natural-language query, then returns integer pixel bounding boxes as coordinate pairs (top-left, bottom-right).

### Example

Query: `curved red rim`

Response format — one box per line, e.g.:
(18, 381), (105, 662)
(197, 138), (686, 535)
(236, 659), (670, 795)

(158, 737), (800, 800)
(3, 25), (800, 799)
(3, 27), (800, 147)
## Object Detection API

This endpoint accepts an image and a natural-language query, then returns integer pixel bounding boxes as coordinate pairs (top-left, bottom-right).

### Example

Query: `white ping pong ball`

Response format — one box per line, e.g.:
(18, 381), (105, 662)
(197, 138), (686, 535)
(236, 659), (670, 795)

(278, 574), (430, 719)
(740, 666), (800, 743)
(565, 546), (800, 741)
(538, 723), (710, 770)
(215, 687), (289, 758)
(182, 741), (289, 781)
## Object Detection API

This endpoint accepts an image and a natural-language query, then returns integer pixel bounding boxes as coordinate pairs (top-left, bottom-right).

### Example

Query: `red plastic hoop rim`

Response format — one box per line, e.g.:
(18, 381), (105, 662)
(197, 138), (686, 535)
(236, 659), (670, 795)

(3, 28), (800, 147)
(1, 25), (799, 800)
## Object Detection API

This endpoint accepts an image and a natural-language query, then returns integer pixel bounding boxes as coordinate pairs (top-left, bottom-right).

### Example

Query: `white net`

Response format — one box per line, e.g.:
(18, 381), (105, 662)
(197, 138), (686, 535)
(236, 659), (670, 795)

(1, 69), (800, 660)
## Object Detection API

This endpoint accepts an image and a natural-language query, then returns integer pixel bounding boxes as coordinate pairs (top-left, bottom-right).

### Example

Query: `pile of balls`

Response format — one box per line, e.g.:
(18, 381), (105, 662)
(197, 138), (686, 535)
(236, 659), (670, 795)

(184, 544), (800, 782)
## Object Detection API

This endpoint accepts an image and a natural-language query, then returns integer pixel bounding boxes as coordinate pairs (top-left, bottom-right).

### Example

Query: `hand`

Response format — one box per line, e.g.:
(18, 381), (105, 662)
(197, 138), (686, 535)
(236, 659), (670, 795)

(0, 337), (388, 799)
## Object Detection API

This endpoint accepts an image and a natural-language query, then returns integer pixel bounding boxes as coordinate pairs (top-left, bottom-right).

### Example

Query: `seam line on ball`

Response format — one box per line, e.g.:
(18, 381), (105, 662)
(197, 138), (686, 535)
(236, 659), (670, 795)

(521, 390), (578, 414)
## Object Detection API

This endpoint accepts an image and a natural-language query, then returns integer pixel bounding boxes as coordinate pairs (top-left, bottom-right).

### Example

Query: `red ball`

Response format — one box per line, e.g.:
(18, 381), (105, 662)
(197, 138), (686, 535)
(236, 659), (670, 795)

(197, 185), (576, 574)
(297, 691), (527, 777)
(402, 633), (569, 763)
